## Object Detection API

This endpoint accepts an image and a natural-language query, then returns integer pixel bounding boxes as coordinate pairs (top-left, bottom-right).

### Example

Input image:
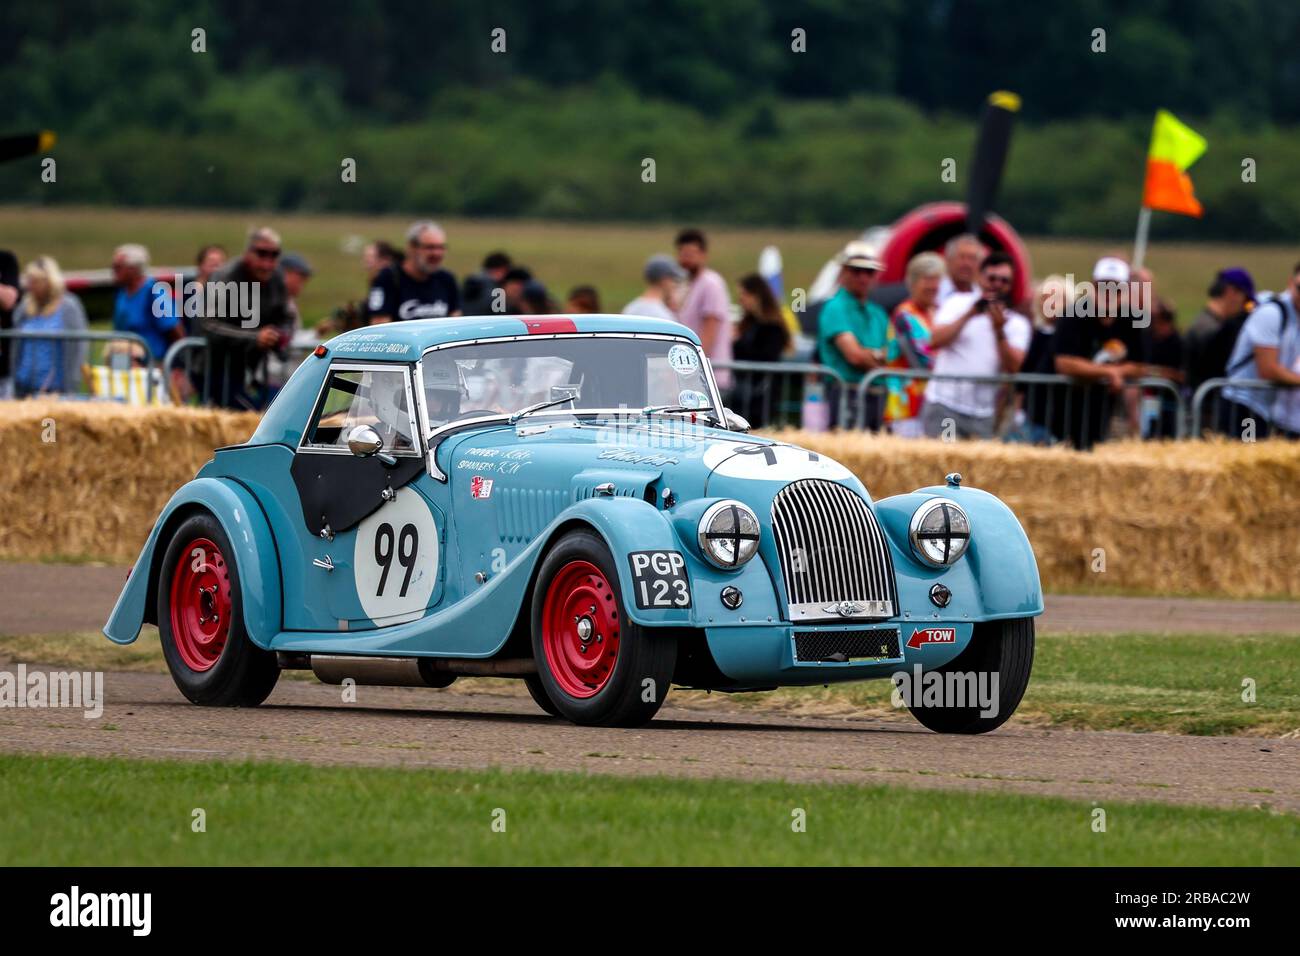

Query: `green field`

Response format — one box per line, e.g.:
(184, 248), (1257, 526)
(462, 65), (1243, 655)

(3, 206), (1297, 331)
(4, 628), (1297, 737)
(1, 752), (1293, 866)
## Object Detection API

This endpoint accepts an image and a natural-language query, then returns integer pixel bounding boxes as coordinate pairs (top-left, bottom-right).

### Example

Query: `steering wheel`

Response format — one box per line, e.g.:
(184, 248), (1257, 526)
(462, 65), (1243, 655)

(449, 409), (501, 421)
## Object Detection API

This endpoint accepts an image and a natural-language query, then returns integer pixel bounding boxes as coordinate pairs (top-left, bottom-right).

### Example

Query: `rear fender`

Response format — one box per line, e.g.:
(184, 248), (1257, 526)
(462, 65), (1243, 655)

(103, 477), (282, 647)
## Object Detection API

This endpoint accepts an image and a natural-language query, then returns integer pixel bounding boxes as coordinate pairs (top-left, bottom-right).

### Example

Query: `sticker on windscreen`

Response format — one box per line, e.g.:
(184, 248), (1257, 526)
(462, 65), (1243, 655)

(678, 388), (709, 409)
(667, 345), (700, 375)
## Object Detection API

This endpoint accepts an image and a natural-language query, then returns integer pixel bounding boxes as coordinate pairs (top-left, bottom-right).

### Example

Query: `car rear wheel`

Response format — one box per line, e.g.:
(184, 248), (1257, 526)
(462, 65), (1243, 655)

(157, 513), (280, 707)
(522, 674), (561, 717)
(903, 617), (1034, 734)
(531, 529), (676, 727)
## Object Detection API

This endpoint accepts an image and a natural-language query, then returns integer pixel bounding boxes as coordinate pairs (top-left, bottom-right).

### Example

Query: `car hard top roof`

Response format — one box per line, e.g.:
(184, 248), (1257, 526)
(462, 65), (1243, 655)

(325, 314), (701, 362)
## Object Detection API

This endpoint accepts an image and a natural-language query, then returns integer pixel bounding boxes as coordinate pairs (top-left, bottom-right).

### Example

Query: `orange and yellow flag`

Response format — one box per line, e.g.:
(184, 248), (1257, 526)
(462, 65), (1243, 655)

(1142, 110), (1207, 217)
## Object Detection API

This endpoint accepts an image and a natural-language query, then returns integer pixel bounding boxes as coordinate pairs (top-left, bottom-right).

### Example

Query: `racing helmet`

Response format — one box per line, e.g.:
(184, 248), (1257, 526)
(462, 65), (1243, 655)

(424, 354), (466, 423)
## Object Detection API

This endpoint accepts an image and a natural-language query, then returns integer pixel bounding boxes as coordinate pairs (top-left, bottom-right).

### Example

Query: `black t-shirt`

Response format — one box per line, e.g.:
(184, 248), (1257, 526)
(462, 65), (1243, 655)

(368, 265), (460, 321)
(1148, 328), (1183, 373)
(733, 319), (789, 362)
(1185, 310), (1245, 392)
(0, 250), (18, 378)
(1053, 314), (1149, 449)
(1017, 327), (1071, 431)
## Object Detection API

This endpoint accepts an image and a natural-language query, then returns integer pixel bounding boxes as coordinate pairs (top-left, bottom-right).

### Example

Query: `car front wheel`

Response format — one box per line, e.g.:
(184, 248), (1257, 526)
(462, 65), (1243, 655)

(530, 530), (676, 726)
(157, 512), (280, 707)
(903, 617), (1034, 734)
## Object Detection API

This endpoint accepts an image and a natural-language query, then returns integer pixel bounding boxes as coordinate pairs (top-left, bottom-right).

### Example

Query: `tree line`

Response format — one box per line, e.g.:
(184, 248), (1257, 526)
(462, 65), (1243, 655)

(1, 0), (1297, 237)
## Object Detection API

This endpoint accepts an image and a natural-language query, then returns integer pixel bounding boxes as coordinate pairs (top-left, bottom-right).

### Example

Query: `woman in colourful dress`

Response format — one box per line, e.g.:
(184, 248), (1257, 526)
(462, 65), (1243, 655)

(883, 252), (943, 437)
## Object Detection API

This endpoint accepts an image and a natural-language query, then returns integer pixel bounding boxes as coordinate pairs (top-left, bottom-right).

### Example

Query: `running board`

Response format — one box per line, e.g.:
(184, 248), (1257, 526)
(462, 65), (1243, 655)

(308, 654), (536, 687)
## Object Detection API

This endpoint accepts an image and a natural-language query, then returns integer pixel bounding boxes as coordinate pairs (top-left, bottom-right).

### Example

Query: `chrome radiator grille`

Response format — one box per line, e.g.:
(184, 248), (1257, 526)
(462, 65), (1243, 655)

(771, 480), (898, 621)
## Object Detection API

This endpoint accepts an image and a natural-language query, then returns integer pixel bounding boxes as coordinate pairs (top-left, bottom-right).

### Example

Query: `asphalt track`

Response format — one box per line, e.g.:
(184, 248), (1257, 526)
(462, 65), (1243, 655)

(1, 561), (1296, 812)
(0, 665), (1295, 812)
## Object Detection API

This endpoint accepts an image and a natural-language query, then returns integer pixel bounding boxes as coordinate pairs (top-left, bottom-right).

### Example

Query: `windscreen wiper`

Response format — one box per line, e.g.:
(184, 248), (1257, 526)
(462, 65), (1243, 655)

(640, 403), (723, 426)
(509, 392), (580, 424)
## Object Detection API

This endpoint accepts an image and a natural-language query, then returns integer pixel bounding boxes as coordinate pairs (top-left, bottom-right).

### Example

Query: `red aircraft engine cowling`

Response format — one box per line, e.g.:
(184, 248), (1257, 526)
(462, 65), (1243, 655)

(879, 201), (1033, 309)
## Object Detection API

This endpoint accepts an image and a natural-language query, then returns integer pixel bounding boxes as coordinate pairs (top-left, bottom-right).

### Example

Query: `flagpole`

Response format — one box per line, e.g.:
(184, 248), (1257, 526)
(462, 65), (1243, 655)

(1132, 205), (1152, 271)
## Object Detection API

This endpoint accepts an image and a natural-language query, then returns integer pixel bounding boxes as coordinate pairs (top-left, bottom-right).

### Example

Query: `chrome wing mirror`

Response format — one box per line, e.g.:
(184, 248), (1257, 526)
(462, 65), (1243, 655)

(346, 424), (396, 466)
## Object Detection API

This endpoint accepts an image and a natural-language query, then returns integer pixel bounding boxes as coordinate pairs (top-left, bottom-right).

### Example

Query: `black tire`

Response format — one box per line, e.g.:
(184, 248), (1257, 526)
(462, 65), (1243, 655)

(523, 674), (562, 717)
(157, 512), (280, 707)
(530, 529), (676, 727)
(903, 617), (1034, 734)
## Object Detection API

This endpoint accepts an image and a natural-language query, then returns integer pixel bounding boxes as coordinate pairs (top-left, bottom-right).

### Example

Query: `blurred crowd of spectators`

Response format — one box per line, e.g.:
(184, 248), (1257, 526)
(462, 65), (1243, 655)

(812, 234), (1300, 445)
(2, 221), (1297, 444)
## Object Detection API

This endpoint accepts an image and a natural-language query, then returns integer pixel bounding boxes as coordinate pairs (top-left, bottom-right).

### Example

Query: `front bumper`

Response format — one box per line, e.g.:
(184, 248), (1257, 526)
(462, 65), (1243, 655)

(702, 619), (974, 686)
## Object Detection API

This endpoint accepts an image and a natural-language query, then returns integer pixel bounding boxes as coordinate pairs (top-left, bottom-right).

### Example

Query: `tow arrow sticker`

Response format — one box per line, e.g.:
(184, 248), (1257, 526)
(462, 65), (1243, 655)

(907, 627), (956, 649)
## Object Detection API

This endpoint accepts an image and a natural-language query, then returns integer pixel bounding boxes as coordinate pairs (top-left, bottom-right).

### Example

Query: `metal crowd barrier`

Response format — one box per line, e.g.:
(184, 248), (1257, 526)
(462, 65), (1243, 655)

(163, 335), (318, 408)
(855, 368), (1188, 447)
(1190, 377), (1286, 437)
(7, 331), (1295, 443)
(712, 359), (850, 429)
(0, 328), (158, 402)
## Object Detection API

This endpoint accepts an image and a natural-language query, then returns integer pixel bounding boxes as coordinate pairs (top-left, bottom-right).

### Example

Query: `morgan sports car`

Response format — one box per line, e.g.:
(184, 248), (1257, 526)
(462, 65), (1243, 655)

(104, 315), (1042, 731)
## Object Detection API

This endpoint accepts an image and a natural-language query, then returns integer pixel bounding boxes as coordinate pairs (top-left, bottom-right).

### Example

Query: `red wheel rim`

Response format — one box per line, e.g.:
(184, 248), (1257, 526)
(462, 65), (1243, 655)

(168, 536), (232, 672)
(541, 560), (621, 699)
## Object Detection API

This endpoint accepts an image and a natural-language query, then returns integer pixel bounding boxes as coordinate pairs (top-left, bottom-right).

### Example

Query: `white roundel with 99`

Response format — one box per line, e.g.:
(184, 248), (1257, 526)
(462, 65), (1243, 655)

(353, 488), (439, 625)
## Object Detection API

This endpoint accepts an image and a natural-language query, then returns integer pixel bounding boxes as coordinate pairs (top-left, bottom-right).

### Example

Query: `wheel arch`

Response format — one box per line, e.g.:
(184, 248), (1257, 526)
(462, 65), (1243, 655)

(501, 498), (693, 653)
(104, 478), (283, 648)
(494, 515), (603, 659)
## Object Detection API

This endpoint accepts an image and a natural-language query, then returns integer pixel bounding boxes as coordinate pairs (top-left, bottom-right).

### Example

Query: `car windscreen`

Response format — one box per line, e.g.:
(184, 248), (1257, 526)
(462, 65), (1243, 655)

(420, 336), (713, 429)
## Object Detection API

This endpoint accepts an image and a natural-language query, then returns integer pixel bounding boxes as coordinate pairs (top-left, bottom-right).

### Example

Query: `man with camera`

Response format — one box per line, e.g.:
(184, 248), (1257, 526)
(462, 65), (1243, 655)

(923, 251), (1031, 439)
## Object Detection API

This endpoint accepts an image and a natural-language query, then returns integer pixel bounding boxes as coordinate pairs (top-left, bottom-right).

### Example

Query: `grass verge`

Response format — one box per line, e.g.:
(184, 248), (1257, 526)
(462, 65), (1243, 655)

(1, 753), (1294, 866)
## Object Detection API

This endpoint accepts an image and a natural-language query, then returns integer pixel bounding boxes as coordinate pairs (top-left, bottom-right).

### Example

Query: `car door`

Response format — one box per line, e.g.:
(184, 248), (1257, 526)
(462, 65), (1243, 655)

(284, 360), (447, 631)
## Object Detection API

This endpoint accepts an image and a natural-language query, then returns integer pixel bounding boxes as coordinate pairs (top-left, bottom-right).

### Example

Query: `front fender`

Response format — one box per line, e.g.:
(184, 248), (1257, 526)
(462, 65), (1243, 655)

(102, 477), (283, 648)
(874, 485), (1043, 621)
(547, 497), (782, 629)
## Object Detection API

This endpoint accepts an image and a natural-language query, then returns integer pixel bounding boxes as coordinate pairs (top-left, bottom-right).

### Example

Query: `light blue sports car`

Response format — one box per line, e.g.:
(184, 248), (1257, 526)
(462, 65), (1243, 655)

(105, 315), (1042, 730)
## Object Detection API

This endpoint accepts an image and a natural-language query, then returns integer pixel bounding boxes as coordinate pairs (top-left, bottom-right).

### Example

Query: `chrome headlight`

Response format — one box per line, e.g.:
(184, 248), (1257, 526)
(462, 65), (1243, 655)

(698, 501), (761, 570)
(908, 498), (971, 567)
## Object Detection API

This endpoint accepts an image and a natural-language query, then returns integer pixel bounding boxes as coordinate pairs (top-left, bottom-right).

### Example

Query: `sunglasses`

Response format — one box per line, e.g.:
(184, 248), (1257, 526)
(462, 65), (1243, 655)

(251, 247), (281, 260)
(984, 274), (1013, 284)
(417, 243), (447, 252)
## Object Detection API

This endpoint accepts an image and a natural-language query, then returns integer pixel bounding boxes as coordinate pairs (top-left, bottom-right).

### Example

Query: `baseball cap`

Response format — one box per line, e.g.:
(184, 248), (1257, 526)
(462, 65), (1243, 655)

(280, 252), (313, 276)
(1092, 256), (1130, 283)
(841, 240), (883, 272)
(644, 254), (685, 283)
(1215, 267), (1255, 301)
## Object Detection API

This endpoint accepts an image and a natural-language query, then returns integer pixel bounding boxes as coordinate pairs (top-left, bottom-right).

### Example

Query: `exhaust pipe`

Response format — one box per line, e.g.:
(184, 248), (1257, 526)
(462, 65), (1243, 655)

(309, 655), (536, 687)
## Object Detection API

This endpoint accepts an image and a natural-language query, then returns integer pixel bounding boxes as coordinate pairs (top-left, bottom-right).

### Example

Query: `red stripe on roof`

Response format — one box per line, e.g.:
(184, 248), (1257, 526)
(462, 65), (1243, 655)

(522, 317), (578, 334)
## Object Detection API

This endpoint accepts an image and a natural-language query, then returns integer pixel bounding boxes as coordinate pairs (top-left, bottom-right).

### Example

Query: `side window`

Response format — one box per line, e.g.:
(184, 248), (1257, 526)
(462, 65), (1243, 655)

(304, 366), (417, 453)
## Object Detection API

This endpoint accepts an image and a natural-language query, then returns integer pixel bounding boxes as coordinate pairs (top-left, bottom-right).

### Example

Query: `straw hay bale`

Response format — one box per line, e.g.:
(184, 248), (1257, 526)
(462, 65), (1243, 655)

(773, 430), (1300, 598)
(1, 402), (1295, 596)
(0, 401), (257, 564)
